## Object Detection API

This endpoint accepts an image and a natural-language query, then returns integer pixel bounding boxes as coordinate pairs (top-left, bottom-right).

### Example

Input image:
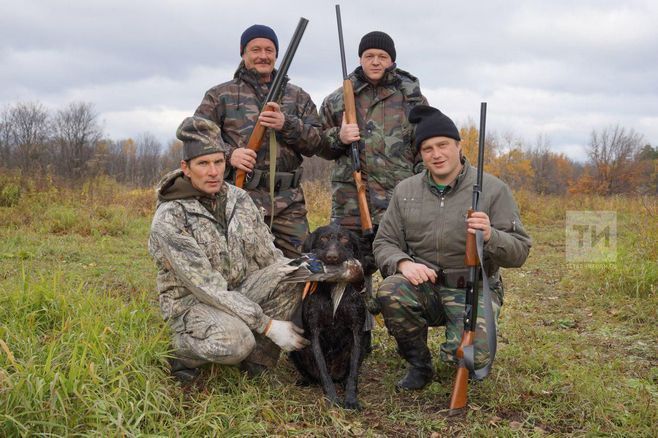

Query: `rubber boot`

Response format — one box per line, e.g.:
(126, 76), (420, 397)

(394, 331), (434, 391)
(239, 361), (268, 378)
(168, 358), (200, 383)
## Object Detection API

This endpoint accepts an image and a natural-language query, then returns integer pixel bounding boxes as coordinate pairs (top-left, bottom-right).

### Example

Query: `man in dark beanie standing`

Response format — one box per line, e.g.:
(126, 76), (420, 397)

(318, 30), (428, 345)
(149, 116), (363, 381)
(195, 23), (323, 258)
(372, 105), (531, 390)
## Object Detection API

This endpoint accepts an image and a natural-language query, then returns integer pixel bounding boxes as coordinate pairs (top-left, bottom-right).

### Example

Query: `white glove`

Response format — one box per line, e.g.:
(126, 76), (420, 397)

(264, 320), (310, 352)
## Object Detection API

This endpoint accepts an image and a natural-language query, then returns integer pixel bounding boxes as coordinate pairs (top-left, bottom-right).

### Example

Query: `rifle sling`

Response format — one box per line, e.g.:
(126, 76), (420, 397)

(268, 130), (276, 228)
(462, 229), (497, 380)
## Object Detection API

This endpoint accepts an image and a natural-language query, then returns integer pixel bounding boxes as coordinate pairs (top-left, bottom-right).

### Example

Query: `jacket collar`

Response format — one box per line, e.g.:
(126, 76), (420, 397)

(351, 64), (401, 94)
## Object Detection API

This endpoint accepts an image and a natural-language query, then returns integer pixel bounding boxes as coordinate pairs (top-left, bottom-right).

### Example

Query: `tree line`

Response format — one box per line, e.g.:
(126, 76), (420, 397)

(1, 100), (655, 195)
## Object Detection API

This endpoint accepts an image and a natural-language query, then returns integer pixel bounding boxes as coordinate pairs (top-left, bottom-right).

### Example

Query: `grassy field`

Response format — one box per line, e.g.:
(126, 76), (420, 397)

(0, 174), (656, 436)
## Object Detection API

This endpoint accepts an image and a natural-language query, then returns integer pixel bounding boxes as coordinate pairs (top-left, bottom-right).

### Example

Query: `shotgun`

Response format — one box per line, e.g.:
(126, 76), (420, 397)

(335, 5), (374, 237)
(449, 102), (488, 413)
(234, 17), (309, 188)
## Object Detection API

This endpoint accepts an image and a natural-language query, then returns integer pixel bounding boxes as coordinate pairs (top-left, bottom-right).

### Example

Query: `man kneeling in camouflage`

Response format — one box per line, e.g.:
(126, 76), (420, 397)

(149, 116), (362, 381)
(373, 106), (531, 391)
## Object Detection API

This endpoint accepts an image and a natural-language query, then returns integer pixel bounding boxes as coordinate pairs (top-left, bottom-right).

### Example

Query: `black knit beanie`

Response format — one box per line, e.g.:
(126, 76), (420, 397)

(240, 24), (279, 56)
(358, 31), (396, 61)
(408, 105), (461, 150)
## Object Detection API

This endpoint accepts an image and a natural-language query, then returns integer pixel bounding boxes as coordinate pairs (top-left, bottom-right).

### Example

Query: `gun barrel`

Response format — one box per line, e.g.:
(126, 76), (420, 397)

(265, 17), (309, 104)
(335, 5), (349, 79)
(476, 102), (487, 190)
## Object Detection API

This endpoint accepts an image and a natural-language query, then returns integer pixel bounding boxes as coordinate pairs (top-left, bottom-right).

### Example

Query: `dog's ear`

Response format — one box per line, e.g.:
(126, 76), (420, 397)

(348, 229), (363, 261)
(302, 229), (318, 253)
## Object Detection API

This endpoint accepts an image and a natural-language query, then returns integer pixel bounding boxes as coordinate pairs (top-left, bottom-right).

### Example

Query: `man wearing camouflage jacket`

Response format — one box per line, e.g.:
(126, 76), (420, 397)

(318, 31), (428, 332)
(195, 24), (323, 258)
(149, 116), (362, 381)
(373, 106), (531, 391)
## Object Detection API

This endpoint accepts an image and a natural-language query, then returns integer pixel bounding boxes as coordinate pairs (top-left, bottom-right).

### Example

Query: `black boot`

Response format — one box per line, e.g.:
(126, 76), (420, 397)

(168, 358), (200, 383)
(239, 361), (268, 378)
(394, 331), (434, 391)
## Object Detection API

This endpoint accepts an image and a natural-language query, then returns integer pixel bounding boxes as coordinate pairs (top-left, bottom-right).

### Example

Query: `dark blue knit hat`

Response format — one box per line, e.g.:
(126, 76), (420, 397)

(240, 24), (278, 56)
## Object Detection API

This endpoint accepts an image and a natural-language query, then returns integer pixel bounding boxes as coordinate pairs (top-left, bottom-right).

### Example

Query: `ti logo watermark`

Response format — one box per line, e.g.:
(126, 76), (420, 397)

(566, 211), (617, 263)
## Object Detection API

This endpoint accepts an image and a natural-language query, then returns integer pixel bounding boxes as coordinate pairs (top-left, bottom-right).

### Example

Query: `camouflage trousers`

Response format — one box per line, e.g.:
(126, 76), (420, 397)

(252, 186), (309, 259)
(171, 280), (304, 370)
(376, 274), (502, 368)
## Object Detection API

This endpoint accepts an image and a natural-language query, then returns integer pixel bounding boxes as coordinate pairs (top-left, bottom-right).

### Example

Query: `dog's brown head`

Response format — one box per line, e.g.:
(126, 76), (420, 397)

(303, 224), (361, 266)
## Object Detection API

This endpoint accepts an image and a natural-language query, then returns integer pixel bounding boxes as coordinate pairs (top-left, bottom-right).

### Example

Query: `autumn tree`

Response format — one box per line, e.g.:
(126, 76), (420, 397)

(488, 148), (534, 190)
(134, 133), (162, 186)
(526, 134), (579, 195)
(160, 139), (184, 176)
(458, 119), (496, 166)
(3, 102), (51, 171)
(575, 125), (645, 195)
(52, 102), (103, 179)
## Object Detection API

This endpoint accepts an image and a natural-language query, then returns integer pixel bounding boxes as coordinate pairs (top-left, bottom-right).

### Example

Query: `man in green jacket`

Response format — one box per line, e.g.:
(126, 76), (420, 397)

(318, 31), (428, 331)
(195, 24), (323, 258)
(373, 105), (531, 390)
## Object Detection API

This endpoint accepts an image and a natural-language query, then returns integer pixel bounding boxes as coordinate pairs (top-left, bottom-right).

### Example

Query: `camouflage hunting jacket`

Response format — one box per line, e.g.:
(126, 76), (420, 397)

(194, 62), (323, 211)
(318, 65), (428, 230)
(149, 170), (364, 333)
(149, 170), (289, 333)
(373, 160), (532, 278)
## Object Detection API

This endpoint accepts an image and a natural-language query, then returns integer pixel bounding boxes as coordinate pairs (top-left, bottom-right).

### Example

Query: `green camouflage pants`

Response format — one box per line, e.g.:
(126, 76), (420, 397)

(253, 187), (309, 259)
(376, 274), (503, 368)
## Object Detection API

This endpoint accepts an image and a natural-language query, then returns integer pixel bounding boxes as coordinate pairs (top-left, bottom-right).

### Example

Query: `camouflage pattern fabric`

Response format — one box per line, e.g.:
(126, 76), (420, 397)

(149, 170), (363, 368)
(260, 186), (308, 258)
(376, 274), (503, 368)
(318, 66), (428, 231)
(195, 62), (323, 257)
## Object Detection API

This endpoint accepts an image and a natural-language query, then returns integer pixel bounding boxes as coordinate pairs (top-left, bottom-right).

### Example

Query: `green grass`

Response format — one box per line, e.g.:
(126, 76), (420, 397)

(0, 178), (656, 436)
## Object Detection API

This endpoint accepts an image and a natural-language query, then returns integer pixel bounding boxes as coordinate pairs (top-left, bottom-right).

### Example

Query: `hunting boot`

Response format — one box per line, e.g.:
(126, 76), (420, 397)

(168, 358), (200, 383)
(239, 361), (268, 378)
(395, 330), (434, 391)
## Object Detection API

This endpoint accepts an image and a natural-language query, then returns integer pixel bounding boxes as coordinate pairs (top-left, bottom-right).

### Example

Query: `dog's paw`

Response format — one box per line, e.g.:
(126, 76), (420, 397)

(342, 397), (362, 411)
(294, 377), (311, 387)
(324, 394), (342, 408)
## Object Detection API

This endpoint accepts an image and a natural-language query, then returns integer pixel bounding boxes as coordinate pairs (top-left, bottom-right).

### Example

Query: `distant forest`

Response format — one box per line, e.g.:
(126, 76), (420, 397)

(1, 101), (655, 195)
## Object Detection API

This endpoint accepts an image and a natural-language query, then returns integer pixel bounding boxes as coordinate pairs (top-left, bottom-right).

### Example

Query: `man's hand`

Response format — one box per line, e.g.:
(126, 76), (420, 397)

(264, 320), (310, 352)
(258, 102), (285, 131)
(339, 112), (360, 144)
(398, 260), (437, 286)
(467, 211), (492, 242)
(230, 148), (257, 172)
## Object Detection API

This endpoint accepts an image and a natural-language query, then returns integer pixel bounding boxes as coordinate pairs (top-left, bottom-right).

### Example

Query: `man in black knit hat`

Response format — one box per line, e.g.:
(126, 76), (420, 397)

(318, 31), (429, 345)
(372, 105), (531, 390)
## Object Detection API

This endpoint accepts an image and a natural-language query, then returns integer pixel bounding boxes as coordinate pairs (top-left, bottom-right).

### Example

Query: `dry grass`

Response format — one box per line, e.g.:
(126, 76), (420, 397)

(1, 174), (656, 436)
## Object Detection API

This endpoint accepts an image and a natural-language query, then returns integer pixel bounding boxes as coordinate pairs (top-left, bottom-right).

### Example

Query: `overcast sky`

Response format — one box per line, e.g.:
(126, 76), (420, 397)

(2, 0), (657, 161)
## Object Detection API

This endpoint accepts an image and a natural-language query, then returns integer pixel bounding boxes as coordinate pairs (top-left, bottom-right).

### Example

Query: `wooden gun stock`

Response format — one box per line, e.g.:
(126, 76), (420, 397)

(464, 209), (479, 267)
(449, 102), (488, 414)
(336, 5), (373, 237)
(342, 80), (374, 237)
(449, 330), (474, 411)
(234, 103), (276, 188)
